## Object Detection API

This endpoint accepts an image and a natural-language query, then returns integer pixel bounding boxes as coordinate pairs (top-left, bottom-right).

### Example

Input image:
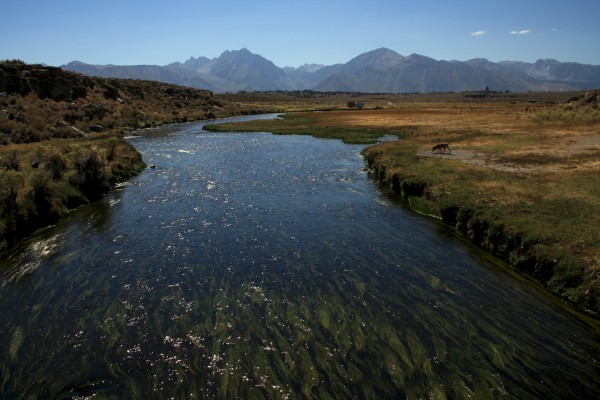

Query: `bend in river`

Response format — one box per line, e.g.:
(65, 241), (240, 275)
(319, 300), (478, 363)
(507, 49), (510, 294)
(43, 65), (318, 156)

(1, 115), (599, 399)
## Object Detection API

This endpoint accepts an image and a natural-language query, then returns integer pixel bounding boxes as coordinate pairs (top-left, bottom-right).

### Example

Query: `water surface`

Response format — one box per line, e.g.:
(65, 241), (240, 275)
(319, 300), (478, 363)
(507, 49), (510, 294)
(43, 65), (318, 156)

(1, 115), (598, 399)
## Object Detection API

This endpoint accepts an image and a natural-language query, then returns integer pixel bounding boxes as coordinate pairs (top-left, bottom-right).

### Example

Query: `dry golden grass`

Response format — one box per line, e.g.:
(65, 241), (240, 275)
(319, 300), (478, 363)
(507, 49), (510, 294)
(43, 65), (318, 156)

(269, 100), (600, 174)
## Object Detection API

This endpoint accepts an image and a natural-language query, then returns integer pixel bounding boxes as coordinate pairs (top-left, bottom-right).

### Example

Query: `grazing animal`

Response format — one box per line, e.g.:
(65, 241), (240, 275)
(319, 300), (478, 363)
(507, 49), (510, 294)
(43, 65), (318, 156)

(432, 143), (451, 154)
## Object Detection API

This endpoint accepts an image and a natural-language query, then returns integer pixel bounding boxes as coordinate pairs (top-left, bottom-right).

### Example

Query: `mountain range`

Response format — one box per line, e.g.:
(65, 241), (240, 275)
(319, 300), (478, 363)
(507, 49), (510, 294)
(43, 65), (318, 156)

(62, 48), (600, 93)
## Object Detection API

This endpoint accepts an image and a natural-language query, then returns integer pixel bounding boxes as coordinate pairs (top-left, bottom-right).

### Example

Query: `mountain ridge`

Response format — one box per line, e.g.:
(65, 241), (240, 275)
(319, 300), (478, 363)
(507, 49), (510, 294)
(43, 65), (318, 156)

(62, 48), (600, 93)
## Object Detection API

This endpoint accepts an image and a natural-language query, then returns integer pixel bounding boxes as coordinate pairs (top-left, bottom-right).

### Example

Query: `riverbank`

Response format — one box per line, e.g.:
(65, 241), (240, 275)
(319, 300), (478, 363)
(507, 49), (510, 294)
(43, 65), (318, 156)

(0, 134), (147, 250)
(0, 61), (245, 250)
(205, 93), (600, 315)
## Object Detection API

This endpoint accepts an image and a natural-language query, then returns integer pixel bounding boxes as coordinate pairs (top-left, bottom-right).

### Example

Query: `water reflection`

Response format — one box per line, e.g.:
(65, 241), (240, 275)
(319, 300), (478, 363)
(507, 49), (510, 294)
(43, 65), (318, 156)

(0, 117), (598, 399)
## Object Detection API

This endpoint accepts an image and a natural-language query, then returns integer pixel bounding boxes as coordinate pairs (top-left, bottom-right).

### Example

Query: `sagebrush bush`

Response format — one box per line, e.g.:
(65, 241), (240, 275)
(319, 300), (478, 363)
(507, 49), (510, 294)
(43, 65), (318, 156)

(1, 150), (20, 170)
(532, 104), (600, 124)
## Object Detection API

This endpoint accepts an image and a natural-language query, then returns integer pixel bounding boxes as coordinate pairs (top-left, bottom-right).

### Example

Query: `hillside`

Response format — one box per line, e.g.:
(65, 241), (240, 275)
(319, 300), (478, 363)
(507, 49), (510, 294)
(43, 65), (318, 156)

(0, 60), (246, 250)
(63, 48), (600, 93)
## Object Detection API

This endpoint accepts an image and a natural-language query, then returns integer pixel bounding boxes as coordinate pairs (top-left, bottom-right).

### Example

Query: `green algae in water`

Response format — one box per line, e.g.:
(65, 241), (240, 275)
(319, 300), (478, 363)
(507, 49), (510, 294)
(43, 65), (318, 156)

(9, 326), (24, 361)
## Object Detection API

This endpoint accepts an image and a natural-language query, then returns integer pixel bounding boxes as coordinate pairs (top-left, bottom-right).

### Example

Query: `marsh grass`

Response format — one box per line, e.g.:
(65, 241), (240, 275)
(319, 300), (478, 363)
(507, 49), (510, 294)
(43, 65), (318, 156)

(205, 112), (400, 144)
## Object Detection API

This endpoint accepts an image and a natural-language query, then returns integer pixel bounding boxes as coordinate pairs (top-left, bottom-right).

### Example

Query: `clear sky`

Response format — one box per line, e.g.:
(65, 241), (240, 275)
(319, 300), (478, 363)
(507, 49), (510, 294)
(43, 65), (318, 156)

(2, 0), (599, 67)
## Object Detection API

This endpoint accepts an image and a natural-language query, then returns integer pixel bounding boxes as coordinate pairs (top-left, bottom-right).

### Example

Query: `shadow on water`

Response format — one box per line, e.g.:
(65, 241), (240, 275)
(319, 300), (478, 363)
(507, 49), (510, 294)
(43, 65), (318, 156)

(0, 116), (599, 399)
(1, 189), (120, 287)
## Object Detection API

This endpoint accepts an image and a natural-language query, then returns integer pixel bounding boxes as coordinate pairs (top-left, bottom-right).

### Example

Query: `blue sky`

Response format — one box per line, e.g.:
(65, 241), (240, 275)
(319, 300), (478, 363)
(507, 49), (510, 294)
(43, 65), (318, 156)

(2, 0), (599, 67)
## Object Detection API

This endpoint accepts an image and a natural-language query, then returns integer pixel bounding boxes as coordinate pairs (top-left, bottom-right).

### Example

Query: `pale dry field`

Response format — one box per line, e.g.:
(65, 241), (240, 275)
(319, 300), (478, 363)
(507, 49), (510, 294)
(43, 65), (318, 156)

(319, 104), (600, 174)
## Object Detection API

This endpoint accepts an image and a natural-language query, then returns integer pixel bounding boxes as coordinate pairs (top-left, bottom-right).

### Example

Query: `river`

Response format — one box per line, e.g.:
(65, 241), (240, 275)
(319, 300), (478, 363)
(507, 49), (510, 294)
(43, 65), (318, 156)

(0, 115), (598, 399)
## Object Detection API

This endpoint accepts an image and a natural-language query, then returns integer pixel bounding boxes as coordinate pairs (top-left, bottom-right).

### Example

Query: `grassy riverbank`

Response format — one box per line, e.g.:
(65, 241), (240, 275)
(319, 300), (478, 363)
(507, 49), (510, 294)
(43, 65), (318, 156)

(206, 92), (600, 314)
(0, 134), (146, 250)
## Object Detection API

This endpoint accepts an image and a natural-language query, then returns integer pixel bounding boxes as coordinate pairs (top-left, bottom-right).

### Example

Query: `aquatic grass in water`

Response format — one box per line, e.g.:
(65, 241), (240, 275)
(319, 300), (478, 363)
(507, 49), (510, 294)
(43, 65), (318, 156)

(0, 117), (599, 398)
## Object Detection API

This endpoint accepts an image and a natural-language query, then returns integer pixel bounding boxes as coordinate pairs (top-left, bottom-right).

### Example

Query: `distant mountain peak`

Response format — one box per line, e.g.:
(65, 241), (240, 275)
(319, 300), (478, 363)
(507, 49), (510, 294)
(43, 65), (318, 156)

(344, 48), (404, 71)
(222, 48), (253, 56)
(298, 63), (325, 72)
(355, 47), (403, 58)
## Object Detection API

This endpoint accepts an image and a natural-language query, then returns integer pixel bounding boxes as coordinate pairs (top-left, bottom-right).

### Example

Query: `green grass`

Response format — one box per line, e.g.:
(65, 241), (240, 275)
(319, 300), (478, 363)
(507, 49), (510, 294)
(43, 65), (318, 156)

(204, 113), (397, 144)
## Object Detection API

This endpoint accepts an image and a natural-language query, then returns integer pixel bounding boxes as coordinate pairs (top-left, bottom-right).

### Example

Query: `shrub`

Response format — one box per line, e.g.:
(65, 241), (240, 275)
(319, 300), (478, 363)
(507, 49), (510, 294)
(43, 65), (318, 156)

(70, 145), (112, 198)
(1, 150), (20, 171)
(0, 169), (24, 211)
(31, 145), (48, 168)
(29, 169), (53, 215)
(105, 138), (119, 161)
(45, 149), (69, 180)
(0, 169), (25, 246)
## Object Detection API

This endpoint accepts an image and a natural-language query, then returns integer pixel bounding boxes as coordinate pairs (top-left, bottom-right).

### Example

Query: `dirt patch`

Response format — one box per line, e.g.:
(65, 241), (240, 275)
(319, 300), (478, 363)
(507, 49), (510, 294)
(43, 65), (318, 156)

(418, 148), (531, 172)
(418, 135), (600, 173)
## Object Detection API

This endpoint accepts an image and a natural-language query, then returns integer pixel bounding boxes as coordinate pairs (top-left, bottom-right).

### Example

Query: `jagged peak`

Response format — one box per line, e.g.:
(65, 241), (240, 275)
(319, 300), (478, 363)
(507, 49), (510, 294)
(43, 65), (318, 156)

(60, 48), (600, 94)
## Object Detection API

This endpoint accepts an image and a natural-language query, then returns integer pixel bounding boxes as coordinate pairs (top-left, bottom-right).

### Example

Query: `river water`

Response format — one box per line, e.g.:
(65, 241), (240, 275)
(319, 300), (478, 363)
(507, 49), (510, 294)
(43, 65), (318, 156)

(0, 115), (598, 399)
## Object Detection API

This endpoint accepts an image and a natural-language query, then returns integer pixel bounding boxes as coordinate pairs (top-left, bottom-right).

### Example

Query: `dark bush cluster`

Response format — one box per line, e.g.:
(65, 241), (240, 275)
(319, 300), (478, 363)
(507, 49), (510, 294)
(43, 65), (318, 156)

(70, 145), (111, 198)
(1, 150), (20, 170)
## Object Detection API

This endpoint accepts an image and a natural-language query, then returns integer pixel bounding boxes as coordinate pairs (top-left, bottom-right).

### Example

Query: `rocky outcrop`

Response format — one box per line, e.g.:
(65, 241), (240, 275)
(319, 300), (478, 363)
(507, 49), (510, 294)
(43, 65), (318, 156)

(0, 61), (93, 101)
(582, 90), (599, 107)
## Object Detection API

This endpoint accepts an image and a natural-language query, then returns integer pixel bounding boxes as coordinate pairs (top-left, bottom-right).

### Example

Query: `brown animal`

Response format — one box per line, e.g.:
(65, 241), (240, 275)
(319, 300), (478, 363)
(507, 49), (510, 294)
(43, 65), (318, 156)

(432, 143), (451, 154)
